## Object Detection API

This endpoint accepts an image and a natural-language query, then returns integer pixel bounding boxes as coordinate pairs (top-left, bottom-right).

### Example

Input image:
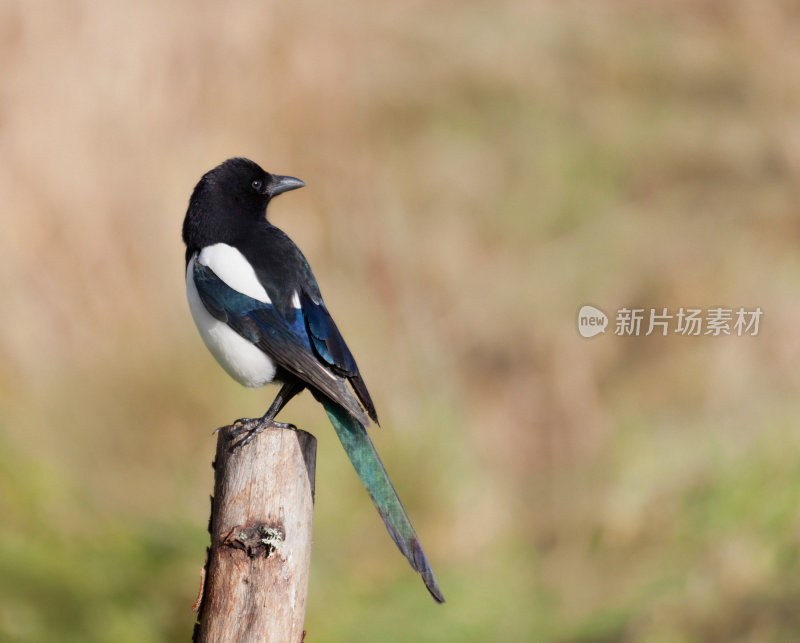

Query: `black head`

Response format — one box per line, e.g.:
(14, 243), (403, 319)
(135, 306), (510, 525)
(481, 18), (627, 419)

(182, 157), (305, 253)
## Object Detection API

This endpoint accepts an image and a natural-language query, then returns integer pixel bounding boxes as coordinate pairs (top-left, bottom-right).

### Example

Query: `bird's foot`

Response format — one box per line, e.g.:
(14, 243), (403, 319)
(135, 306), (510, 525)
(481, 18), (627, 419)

(218, 416), (297, 452)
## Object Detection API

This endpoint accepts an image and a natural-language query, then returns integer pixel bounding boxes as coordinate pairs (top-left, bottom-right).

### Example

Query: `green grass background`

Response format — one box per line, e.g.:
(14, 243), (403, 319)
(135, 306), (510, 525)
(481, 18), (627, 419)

(2, 1), (800, 641)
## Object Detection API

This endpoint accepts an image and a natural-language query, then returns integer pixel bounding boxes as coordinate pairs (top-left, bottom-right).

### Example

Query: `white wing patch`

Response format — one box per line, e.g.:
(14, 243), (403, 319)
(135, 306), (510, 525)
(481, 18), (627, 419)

(291, 290), (301, 309)
(197, 243), (272, 303)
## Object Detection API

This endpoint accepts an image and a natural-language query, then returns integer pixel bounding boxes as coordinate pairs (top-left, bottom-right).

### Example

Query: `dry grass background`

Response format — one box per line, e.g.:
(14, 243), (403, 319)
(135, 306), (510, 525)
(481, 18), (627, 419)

(2, 1), (800, 641)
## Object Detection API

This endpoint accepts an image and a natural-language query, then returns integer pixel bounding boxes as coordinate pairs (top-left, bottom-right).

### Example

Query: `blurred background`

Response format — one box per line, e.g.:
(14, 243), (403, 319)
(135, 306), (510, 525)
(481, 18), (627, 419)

(2, 1), (800, 641)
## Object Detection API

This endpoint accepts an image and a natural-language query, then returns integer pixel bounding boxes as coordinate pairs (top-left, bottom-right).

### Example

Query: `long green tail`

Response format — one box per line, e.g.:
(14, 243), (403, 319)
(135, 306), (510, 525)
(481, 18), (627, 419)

(317, 395), (445, 603)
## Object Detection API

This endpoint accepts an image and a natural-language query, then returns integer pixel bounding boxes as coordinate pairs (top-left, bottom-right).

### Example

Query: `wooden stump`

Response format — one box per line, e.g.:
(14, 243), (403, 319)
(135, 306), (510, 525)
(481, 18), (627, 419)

(193, 426), (317, 643)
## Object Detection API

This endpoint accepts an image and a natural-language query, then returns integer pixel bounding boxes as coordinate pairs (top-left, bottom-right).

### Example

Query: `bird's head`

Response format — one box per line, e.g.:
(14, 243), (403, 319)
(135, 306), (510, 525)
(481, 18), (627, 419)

(183, 157), (305, 250)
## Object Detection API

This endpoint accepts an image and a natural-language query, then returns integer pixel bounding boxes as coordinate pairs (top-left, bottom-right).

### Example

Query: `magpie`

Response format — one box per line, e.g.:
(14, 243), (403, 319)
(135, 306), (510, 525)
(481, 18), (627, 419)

(182, 157), (444, 603)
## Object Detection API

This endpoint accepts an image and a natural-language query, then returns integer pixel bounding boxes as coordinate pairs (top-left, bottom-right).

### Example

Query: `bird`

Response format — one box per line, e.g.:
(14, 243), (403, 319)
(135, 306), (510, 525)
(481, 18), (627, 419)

(182, 157), (444, 603)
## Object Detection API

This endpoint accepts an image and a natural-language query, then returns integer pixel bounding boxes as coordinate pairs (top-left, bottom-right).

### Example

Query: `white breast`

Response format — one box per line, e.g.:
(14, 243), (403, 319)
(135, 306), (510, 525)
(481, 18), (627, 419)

(186, 250), (277, 388)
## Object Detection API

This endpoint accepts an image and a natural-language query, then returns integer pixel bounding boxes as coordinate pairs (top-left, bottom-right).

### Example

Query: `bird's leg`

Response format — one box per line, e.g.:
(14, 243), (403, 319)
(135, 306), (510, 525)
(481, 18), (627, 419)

(223, 381), (305, 451)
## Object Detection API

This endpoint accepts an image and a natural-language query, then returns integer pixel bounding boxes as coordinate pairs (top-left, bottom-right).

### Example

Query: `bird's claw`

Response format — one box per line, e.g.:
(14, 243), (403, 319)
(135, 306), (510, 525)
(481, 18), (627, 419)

(217, 417), (298, 452)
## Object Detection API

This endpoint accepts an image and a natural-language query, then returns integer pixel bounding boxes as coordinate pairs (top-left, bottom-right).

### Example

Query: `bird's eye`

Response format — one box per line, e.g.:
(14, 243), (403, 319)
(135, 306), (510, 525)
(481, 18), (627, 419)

(251, 179), (263, 192)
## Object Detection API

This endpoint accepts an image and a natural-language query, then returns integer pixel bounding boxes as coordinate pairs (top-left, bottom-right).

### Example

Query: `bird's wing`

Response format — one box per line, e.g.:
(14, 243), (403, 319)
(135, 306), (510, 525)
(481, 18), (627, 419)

(193, 261), (370, 425)
(300, 290), (378, 424)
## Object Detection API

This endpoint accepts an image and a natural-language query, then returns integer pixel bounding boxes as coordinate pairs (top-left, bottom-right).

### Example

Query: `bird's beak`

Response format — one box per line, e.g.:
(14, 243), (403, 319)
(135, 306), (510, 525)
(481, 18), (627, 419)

(268, 174), (306, 197)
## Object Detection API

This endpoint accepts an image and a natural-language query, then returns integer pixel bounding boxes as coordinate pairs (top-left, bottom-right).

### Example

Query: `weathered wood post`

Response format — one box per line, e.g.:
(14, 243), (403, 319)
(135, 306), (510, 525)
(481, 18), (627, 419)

(193, 426), (317, 643)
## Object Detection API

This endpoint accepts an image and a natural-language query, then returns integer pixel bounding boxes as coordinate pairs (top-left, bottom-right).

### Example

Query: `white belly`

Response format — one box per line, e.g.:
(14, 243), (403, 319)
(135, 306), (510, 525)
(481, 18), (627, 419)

(186, 252), (277, 388)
